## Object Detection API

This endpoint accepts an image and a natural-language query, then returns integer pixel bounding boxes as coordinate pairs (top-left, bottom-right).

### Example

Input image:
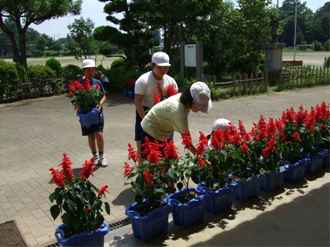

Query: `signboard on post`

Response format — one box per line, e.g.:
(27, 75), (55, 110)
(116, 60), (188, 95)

(184, 44), (197, 67)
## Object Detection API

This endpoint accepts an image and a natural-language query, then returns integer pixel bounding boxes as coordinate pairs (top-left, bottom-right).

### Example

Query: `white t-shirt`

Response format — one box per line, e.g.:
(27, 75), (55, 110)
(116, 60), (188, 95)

(134, 71), (178, 108)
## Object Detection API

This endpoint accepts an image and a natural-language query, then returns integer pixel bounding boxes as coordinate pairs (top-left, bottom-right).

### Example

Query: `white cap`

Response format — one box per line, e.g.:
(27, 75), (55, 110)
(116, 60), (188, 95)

(212, 118), (231, 131)
(190, 81), (212, 113)
(151, 51), (171, 67)
(82, 59), (96, 69)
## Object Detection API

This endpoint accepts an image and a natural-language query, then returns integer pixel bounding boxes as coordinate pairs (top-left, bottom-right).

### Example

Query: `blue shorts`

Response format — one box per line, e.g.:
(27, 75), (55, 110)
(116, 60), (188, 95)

(81, 109), (104, 136)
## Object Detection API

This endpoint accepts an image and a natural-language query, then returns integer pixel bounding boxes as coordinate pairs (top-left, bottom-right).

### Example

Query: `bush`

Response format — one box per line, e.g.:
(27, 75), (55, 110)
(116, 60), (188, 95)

(106, 64), (143, 92)
(110, 57), (126, 69)
(63, 64), (82, 82)
(313, 41), (323, 51)
(28, 65), (56, 81)
(46, 58), (62, 77)
(0, 60), (19, 100)
(324, 39), (330, 51)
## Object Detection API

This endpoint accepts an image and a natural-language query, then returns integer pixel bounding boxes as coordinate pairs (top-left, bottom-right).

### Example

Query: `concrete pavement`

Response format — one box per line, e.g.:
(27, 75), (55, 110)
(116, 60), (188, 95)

(0, 85), (329, 246)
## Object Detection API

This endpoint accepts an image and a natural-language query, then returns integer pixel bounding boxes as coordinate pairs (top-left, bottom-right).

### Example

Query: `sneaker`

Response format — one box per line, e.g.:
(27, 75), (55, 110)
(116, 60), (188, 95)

(92, 155), (99, 166)
(98, 157), (108, 167)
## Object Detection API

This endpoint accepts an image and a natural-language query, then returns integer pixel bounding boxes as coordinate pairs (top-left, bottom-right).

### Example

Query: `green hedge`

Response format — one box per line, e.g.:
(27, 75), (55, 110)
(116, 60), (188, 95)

(46, 58), (62, 77)
(0, 60), (19, 100)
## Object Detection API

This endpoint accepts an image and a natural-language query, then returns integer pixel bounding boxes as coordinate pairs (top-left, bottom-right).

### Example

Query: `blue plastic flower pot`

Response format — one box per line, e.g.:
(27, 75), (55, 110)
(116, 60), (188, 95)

(167, 188), (206, 226)
(307, 153), (323, 175)
(126, 202), (171, 241)
(196, 183), (233, 214)
(235, 176), (261, 201)
(55, 223), (109, 247)
(77, 107), (101, 128)
(284, 158), (307, 183)
(260, 169), (285, 192)
(319, 149), (330, 170)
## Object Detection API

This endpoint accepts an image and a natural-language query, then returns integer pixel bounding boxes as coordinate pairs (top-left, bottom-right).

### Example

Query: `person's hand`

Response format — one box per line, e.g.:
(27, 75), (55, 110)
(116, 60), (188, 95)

(96, 104), (102, 110)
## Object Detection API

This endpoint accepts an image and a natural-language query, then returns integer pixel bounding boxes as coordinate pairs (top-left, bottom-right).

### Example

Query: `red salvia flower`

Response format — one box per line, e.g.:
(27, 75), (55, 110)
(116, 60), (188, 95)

(153, 94), (161, 104)
(82, 80), (92, 90)
(197, 157), (206, 169)
(196, 131), (208, 155)
(143, 170), (154, 186)
(49, 168), (65, 187)
(166, 84), (178, 97)
(240, 142), (249, 154)
(80, 159), (95, 180)
(291, 131), (302, 142)
(97, 185), (109, 197)
(147, 149), (161, 164)
(60, 153), (73, 182)
(128, 143), (138, 162)
(164, 140), (179, 160)
(211, 128), (225, 150)
(262, 138), (276, 158)
(124, 162), (133, 177)
(181, 130), (194, 151)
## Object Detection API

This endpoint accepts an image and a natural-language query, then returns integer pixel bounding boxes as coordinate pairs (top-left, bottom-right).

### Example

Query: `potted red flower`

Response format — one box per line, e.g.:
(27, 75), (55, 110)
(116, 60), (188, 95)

(67, 79), (103, 128)
(124, 139), (176, 240)
(194, 130), (236, 214)
(49, 154), (110, 247)
(166, 131), (206, 226)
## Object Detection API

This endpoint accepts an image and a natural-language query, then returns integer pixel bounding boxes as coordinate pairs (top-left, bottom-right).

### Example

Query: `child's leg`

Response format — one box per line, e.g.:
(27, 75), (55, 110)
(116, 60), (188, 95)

(95, 132), (104, 154)
(96, 132), (107, 166)
(88, 133), (97, 156)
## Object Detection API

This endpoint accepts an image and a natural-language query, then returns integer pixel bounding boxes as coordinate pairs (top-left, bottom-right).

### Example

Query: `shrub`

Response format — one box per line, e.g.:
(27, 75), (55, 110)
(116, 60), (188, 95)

(63, 64), (82, 82)
(106, 65), (142, 92)
(46, 58), (62, 77)
(28, 65), (56, 81)
(110, 57), (126, 69)
(313, 41), (323, 51)
(324, 39), (330, 51)
(0, 60), (19, 100)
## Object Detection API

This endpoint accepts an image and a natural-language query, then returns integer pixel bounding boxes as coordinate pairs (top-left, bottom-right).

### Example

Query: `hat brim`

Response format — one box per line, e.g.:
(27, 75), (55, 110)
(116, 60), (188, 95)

(155, 63), (171, 67)
(82, 65), (96, 69)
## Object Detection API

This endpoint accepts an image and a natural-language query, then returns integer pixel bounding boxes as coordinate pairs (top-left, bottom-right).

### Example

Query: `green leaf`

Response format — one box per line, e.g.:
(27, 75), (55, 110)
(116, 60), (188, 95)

(50, 205), (60, 220)
(104, 202), (111, 215)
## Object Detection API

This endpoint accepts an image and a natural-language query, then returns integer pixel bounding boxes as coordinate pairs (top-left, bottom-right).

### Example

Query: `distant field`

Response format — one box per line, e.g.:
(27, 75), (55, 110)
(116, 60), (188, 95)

(283, 51), (329, 67)
(3, 55), (117, 68)
(2, 51), (328, 68)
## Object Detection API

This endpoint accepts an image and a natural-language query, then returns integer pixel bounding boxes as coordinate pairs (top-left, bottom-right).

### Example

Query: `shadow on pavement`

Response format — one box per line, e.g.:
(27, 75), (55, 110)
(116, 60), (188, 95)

(112, 187), (135, 206)
(191, 183), (330, 247)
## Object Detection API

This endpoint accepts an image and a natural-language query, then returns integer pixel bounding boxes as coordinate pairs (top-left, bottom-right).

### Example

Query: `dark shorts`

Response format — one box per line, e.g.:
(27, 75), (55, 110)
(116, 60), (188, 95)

(81, 109), (104, 136)
(135, 107), (150, 141)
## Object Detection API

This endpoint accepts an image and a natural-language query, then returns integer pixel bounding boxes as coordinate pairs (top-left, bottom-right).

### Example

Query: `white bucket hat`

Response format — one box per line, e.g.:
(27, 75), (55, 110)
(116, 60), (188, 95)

(82, 59), (96, 69)
(212, 118), (231, 131)
(151, 51), (171, 67)
(190, 81), (212, 113)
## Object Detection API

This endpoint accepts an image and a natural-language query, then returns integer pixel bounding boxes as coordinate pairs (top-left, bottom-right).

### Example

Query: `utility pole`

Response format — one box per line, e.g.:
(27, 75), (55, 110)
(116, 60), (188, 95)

(293, 0), (298, 61)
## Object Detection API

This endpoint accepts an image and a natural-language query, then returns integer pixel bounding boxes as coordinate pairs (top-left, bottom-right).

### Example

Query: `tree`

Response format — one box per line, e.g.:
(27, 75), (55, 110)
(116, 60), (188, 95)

(279, 0), (314, 46)
(67, 17), (96, 60)
(0, 0), (81, 69)
(312, 2), (330, 43)
(94, 0), (156, 68)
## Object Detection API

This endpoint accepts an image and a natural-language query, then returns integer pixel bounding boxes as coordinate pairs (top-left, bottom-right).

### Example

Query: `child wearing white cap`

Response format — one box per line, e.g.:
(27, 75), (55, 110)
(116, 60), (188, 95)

(134, 51), (178, 153)
(76, 59), (108, 167)
(207, 118), (232, 149)
(141, 81), (212, 142)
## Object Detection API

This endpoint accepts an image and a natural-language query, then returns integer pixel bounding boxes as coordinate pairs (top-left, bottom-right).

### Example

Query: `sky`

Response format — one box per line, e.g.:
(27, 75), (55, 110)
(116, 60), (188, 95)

(31, 0), (329, 39)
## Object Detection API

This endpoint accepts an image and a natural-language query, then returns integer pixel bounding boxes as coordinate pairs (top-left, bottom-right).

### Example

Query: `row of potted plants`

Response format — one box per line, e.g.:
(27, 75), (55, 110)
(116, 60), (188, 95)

(123, 102), (330, 241)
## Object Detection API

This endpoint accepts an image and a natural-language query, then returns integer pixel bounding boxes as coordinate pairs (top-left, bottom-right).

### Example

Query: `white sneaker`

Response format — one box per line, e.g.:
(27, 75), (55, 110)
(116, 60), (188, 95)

(98, 157), (108, 167)
(92, 155), (99, 166)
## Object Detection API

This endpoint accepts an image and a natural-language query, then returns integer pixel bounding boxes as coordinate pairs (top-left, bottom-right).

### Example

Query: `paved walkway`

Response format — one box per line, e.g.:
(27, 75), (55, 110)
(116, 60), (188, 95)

(0, 86), (329, 246)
